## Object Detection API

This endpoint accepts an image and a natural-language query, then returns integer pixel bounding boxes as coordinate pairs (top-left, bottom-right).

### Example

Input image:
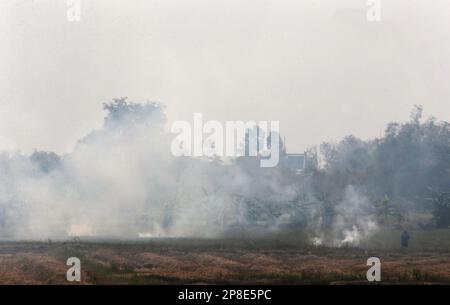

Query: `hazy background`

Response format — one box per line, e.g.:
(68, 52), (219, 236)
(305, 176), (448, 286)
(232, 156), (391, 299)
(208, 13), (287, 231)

(0, 0), (449, 154)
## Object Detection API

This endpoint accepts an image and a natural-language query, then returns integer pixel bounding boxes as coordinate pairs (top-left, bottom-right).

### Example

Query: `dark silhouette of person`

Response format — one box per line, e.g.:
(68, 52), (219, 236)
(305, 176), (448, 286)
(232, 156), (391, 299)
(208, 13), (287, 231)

(401, 230), (410, 248)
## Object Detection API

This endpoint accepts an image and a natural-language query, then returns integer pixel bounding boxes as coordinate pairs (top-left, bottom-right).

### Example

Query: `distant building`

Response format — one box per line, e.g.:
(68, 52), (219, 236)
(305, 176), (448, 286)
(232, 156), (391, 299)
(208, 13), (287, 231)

(281, 153), (306, 173)
(242, 128), (306, 172)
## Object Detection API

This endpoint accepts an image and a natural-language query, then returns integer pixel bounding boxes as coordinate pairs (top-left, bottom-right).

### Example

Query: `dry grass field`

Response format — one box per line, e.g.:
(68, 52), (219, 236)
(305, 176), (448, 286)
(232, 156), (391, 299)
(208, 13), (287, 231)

(1, 230), (449, 285)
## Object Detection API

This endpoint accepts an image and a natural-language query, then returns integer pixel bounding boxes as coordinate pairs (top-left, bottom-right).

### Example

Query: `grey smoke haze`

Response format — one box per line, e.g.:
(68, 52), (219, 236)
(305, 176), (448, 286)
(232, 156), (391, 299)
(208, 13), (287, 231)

(311, 186), (378, 247)
(0, 100), (304, 240)
(1, 0), (450, 153)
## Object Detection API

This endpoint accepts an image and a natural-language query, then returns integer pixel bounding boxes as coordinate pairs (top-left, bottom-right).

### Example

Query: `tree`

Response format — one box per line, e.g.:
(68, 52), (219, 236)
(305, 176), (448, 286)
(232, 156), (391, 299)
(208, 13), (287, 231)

(427, 189), (450, 229)
(30, 151), (61, 173)
(103, 97), (166, 131)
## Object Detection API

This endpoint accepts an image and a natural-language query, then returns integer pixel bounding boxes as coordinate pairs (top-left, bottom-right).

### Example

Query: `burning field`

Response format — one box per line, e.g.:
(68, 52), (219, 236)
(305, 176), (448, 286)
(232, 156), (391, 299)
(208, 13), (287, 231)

(1, 229), (449, 285)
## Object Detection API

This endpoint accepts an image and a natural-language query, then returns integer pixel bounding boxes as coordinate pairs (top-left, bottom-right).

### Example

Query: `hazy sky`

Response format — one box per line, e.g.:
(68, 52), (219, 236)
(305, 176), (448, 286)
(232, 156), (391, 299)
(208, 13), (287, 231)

(1, 0), (449, 154)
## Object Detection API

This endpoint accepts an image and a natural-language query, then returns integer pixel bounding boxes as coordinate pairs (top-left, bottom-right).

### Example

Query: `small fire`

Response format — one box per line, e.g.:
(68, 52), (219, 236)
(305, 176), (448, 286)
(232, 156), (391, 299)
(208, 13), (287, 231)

(68, 222), (93, 237)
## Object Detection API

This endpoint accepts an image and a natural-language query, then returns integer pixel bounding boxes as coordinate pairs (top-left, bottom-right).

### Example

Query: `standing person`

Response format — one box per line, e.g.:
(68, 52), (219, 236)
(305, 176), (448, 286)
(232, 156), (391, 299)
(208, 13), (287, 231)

(401, 230), (410, 248)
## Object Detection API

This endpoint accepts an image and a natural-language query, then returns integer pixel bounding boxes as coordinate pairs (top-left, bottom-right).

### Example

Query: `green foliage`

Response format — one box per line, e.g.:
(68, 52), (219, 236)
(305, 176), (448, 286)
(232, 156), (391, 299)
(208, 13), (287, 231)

(427, 189), (450, 229)
(313, 106), (450, 229)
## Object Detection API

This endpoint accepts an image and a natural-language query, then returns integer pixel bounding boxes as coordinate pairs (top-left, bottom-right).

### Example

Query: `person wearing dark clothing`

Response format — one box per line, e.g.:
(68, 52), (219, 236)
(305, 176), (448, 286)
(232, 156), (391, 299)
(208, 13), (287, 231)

(401, 231), (410, 248)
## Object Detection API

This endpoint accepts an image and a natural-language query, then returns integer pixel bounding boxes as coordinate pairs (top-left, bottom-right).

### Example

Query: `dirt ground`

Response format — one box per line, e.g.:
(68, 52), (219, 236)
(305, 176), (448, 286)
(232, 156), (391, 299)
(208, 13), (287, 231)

(0, 240), (449, 284)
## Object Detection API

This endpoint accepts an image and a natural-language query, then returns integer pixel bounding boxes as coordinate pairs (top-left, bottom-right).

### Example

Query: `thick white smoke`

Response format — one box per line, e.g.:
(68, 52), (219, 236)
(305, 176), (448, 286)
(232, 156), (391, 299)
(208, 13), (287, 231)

(310, 185), (378, 247)
(0, 99), (300, 240)
(0, 100), (380, 243)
